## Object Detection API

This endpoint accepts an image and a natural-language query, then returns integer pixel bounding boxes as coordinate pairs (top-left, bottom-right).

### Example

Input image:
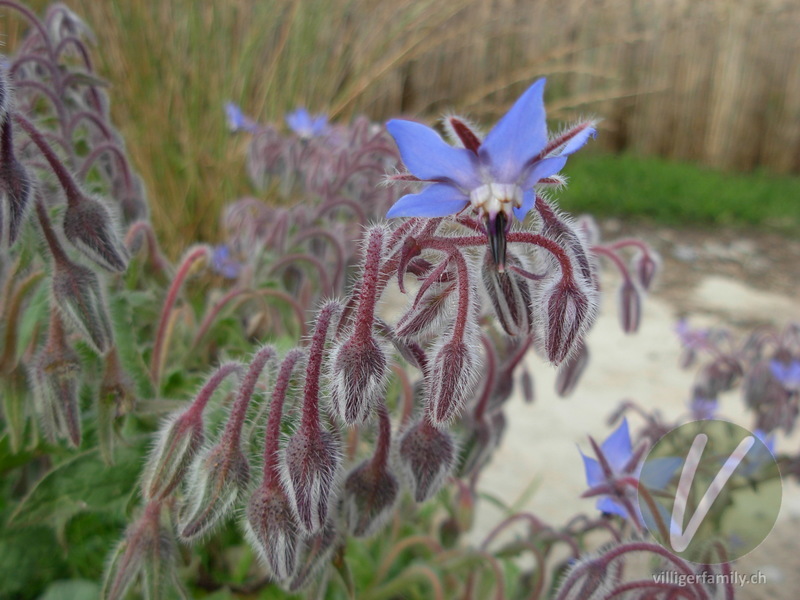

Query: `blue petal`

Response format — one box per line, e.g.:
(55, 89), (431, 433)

(513, 190), (536, 222)
(581, 451), (603, 487)
(386, 184), (469, 218)
(559, 126), (597, 156)
(286, 108), (311, 133)
(522, 156), (567, 189)
(479, 79), (548, 183)
(601, 418), (632, 470)
(597, 497), (628, 518)
(387, 120), (480, 189)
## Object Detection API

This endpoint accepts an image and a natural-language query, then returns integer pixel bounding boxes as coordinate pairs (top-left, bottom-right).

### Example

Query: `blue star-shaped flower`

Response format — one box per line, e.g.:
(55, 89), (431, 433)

(581, 418), (680, 521)
(385, 78), (595, 268)
(224, 102), (260, 134)
(285, 107), (329, 139)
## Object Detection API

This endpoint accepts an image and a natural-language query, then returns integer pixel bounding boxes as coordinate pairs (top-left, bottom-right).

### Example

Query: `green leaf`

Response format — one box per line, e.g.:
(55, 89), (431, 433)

(109, 294), (156, 399)
(38, 579), (100, 600)
(9, 438), (145, 530)
(0, 524), (66, 597)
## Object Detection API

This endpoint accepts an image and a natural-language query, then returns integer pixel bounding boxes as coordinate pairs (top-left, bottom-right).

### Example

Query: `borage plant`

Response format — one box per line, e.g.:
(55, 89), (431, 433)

(0, 3), (715, 599)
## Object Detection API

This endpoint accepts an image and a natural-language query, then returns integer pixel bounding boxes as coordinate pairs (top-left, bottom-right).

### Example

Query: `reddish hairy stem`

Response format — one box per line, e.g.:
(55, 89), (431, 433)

(222, 345), (276, 448)
(184, 362), (243, 422)
(262, 349), (304, 488)
(150, 246), (209, 386)
(354, 228), (384, 340)
(301, 302), (339, 433)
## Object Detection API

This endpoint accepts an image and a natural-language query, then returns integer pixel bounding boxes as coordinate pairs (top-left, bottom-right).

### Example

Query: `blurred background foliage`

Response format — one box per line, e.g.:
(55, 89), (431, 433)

(5, 0), (800, 255)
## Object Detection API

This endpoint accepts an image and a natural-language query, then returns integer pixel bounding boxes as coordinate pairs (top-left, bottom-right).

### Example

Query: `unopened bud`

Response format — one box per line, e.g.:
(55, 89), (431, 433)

(482, 250), (533, 336)
(30, 315), (81, 446)
(63, 194), (129, 272)
(633, 249), (660, 291)
(618, 278), (641, 334)
(179, 442), (250, 542)
(555, 339), (589, 397)
(540, 278), (597, 365)
(283, 427), (340, 534)
(102, 502), (176, 600)
(142, 362), (241, 500)
(52, 260), (114, 353)
(1, 120), (33, 248)
(399, 418), (455, 502)
(395, 263), (456, 339)
(521, 369), (535, 404)
(342, 461), (399, 537)
(243, 484), (300, 582)
(329, 335), (388, 425)
(426, 338), (478, 425)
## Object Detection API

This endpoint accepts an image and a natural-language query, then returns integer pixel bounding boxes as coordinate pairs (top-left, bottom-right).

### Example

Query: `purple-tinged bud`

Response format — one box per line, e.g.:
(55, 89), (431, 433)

(283, 427), (340, 535)
(329, 335), (389, 425)
(695, 357), (742, 397)
(539, 277), (597, 365)
(52, 260), (114, 354)
(30, 313), (81, 446)
(142, 362), (242, 501)
(244, 349), (303, 580)
(521, 369), (535, 404)
(0, 67), (8, 121)
(102, 501), (177, 600)
(283, 302), (342, 534)
(62, 194), (129, 272)
(342, 403), (398, 537)
(243, 484), (299, 582)
(555, 339), (589, 397)
(287, 518), (338, 593)
(178, 442), (251, 542)
(1, 119), (33, 248)
(426, 337), (479, 425)
(617, 278), (641, 334)
(481, 250), (534, 336)
(395, 277), (456, 340)
(633, 249), (660, 291)
(399, 418), (455, 502)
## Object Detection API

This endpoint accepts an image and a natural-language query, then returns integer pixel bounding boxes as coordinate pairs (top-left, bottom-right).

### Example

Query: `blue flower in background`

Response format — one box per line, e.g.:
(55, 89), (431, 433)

(385, 78), (595, 269)
(225, 102), (260, 134)
(211, 244), (242, 279)
(286, 107), (329, 139)
(581, 418), (680, 521)
(769, 358), (800, 392)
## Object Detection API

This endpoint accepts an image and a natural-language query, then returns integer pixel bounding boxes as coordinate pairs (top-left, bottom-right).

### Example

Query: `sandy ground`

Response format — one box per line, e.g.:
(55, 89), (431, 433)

(471, 221), (800, 599)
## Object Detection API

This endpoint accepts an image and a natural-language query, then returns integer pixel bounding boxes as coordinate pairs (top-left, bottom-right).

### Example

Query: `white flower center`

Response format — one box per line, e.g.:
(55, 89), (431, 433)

(468, 183), (522, 220)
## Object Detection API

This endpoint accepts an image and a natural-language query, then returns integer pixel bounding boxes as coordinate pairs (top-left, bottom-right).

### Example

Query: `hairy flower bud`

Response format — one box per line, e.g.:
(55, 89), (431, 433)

(399, 418), (455, 502)
(62, 194), (129, 272)
(142, 363), (241, 501)
(30, 316), (82, 446)
(283, 427), (340, 534)
(329, 335), (388, 425)
(539, 277), (597, 365)
(457, 416), (492, 478)
(342, 460), (399, 537)
(481, 250), (534, 336)
(521, 368), (535, 404)
(426, 337), (479, 425)
(342, 403), (398, 536)
(617, 278), (641, 334)
(555, 339), (590, 397)
(243, 484), (300, 582)
(633, 249), (660, 291)
(52, 260), (114, 354)
(1, 120), (33, 248)
(102, 502), (178, 600)
(179, 442), (250, 542)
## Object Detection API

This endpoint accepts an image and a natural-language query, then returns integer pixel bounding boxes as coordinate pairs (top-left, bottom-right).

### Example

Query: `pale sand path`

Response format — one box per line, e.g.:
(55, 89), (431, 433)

(473, 273), (800, 599)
